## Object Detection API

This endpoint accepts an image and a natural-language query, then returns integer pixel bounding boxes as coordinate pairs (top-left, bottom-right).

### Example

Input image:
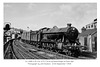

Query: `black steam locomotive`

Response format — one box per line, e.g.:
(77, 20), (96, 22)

(21, 23), (81, 57)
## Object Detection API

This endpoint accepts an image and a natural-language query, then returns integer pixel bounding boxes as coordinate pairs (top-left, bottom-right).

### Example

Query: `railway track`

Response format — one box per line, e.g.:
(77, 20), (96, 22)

(14, 40), (77, 59)
(4, 40), (17, 59)
(13, 44), (34, 59)
(13, 40), (57, 59)
(18, 40), (92, 59)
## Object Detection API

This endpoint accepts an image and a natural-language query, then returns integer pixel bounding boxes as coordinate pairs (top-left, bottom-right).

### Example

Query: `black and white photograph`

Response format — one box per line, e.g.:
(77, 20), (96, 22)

(3, 3), (97, 59)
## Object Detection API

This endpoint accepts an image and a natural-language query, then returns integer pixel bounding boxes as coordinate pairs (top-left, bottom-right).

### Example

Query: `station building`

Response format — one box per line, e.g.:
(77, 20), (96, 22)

(78, 18), (97, 52)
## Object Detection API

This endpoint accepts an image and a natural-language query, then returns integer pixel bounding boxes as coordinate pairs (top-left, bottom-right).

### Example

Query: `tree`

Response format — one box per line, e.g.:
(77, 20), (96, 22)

(4, 24), (10, 31)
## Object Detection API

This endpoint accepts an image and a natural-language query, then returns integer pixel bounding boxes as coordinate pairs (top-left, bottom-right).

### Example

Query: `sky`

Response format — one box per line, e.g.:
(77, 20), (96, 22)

(4, 3), (97, 32)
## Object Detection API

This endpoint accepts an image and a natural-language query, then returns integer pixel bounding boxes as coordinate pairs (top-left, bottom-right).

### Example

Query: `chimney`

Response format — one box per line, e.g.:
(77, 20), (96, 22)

(67, 23), (72, 28)
(81, 27), (86, 32)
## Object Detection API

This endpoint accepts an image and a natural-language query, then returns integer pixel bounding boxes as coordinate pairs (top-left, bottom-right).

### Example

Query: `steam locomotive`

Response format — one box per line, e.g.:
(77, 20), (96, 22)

(21, 23), (81, 57)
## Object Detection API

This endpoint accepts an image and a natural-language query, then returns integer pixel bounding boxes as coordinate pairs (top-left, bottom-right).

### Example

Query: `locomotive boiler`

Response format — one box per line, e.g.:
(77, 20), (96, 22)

(42, 23), (79, 43)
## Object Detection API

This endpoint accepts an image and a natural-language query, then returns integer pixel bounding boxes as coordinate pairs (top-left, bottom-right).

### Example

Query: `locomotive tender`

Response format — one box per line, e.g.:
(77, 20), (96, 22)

(21, 23), (81, 57)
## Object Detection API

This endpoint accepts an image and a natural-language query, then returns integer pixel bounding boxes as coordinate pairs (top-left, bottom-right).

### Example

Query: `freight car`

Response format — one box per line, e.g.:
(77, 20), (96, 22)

(21, 23), (81, 57)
